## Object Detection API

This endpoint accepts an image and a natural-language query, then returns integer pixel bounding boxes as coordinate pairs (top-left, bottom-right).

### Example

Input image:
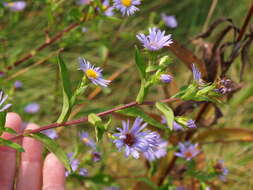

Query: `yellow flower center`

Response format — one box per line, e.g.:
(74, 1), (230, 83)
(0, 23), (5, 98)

(86, 69), (98, 79)
(82, 138), (90, 144)
(121, 0), (132, 7)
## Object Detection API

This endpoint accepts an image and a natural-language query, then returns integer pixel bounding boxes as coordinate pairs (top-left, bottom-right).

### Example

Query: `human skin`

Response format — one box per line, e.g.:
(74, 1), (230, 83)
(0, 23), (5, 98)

(0, 112), (65, 190)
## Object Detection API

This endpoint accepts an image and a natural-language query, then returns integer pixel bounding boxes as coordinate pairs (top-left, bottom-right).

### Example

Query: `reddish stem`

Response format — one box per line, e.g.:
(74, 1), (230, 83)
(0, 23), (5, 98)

(7, 98), (180, 141)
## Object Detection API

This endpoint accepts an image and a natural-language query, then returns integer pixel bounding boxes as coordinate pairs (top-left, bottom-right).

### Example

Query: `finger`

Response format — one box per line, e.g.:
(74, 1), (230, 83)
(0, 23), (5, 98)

(0, 112), (22, 189)
(16, 123), (43, 190)
(42, 153), (65, 190)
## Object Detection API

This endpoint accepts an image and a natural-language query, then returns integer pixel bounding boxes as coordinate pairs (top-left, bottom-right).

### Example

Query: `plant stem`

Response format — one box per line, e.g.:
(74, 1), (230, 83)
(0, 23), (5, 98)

(7, 98), (180, 141)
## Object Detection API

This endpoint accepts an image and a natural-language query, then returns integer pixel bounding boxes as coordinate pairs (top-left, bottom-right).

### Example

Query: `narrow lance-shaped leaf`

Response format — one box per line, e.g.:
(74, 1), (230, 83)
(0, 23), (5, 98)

(0, 138), (24, 152)
(117, 107), (167, 130)
(57, 55), (73, 123)
(30, 133), (71, 171)
(134, 46), (146, 79)
(155, 102), (174, 130)
(0, 111), (7, 135)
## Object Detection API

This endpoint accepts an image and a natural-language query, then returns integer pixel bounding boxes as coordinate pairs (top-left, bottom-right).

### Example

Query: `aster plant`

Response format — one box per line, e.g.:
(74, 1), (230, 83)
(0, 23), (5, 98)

(79, 58), (110, 87)
(136, 28), (173, 51)
(113, 117), (167, 159)
(113, 0), (141, 16)
(175, 142), (200, 161)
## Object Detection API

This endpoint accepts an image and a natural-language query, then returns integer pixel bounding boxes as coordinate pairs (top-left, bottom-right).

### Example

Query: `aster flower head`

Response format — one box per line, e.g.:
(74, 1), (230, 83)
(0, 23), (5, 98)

(42, 129), (58, 139)
(113, 0), (141, 16)
(102, 0), (114, 16)
(14, 81), (23, 89)
(143, 137), (168, 161)
(160, 74), (173, 83)
(186, 119), (197, 128)
(66, 153), (88, 177)
(175, 142), (200, 161)
(79, 168), (88, 176)
(24, 103), (40, 114)
(136, 28), (173, 51)
(79, 58), (110, 87)
(79, 132), (96, 149)
(91, 151), (101, 162)
(113, 117), (152, 159)
(4, 1), (26, 12)
(161, 14), (178, 29)
(0, 90), (12, 112)
(214, 160), (228, 181)
(192, 64), (202, 82)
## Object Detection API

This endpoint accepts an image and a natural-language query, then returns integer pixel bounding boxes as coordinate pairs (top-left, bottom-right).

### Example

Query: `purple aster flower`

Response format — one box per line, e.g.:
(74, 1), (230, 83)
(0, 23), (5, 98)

(113, 0), (140, 16)
(186, 119), (197, 128)
(136, 28), (173, 51)
(161, 116), (183, 131)
(42, 129), (58, 139)
(104, 187), (120, 190)
(0, 72), (5, 78)
(24, 103), (40, 114)
(175, 142), (200, 161)
(102, 0), (114, 16)
(113, 117), (151, 159)
(192, 64), (201, 82)
(14, 80), (23, 89)
(214, 160), (228, 181)
(0, 90), (12, 112)
(91, 151), (101, 162)
(143, 137), (168, 161)
(161, 14), (178, 29)
(66, 153), (88, 177)
(79, 132), (97, 149)
(79, 58), (110, 87)
(79, 168), (88, 176)
(65, 153), (80, 176)
(3, 1), (26, 12)
(77, 0), (91, 5)
(160, 74), (173, 83)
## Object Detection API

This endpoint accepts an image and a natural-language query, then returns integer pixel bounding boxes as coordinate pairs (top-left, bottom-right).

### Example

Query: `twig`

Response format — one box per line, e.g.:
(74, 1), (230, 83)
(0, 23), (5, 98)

(6, 98), (180, 141)
(2, 14), (91, 73)
(237, 3), (253, 42)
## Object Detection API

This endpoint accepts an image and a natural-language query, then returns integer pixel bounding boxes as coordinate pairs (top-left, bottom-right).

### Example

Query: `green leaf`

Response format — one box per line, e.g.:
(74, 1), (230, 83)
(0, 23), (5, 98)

(88, 114), (106, 142)
(0, 138), (24, 152)
(136, 80), (149, 103)
(230, 83), (253, 106)
(3, 127), (17, 134)
(134, 46), (146, 79)
(117, 107), (166, 130)
(0, 111), (7, 134)
(57, 55), (73, 123)
(30, 133), (71, 171)
(155, 102), (174, 130)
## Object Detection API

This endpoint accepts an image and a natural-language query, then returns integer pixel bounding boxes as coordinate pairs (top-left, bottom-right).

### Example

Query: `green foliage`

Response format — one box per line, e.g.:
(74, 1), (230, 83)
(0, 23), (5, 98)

(30, 133), (71, 171)
(0, 111), (7, 135)
(88, 113), (107, 142)
(155, 102), (174, 130)
(117, 107), (167, 130)
(57, 55), (73, 123)
(0, 138), (24, 152)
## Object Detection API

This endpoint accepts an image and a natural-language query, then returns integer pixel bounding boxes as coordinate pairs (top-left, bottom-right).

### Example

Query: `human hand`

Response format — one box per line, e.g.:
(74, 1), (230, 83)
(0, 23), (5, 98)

(0, 113), (66, 190)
